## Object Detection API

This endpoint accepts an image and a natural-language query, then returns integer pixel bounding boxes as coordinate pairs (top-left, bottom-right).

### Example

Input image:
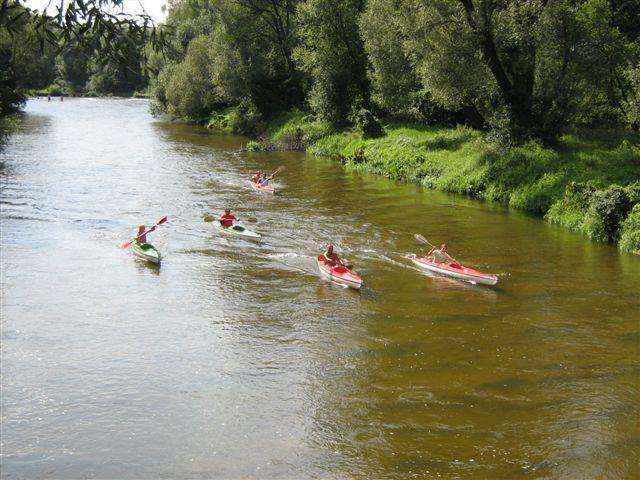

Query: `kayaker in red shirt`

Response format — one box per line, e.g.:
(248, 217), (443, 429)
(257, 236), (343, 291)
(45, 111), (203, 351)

(323, 244), (344, 267)
(428, 243), (454, 264)
(218, 209), (238, 228)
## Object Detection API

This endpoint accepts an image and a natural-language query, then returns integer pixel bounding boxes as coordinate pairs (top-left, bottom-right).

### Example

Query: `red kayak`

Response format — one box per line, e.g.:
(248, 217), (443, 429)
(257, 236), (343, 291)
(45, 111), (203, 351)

(317, 255), (362, 289)
(251, 181), (275, 194)
(411, 256), (498, 286)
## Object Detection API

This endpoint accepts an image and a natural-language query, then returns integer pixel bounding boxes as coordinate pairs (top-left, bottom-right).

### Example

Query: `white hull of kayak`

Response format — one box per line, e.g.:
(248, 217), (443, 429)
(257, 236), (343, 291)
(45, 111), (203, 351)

(132, 244), (161, 264)
(411, 256), (497, 286)
(318, 267), (361, 289)
(214, 222), (262, 242)
(317, 256), (362, 290)
(251, 182), (275, 194)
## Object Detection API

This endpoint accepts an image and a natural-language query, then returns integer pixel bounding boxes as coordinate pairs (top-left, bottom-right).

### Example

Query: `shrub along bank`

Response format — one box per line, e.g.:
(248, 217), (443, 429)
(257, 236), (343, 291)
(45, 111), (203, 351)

(223, 110), (640, 254)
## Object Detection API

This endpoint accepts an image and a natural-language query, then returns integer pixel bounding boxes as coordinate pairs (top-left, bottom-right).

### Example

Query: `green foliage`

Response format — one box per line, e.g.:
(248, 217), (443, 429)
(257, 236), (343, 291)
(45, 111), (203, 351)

(0, 114), (19, 150)
(268, 110), (333, 149)
(359, 0), (420, 117)
(228, 98), (263, 135)
(585, 185), (633, 241)
(245, 140), (264, 151)
(164, 35), (220, 120)
(622, 63), (640, 129)
(207, 107), (234, 132)
(571, 0), (634, 128)
(0, 44), (26, 117)
(351, 108), (384, 139)
(547, 181), (639, 243)
(294, 0), (370, 125)
(619, 204), (640, 253)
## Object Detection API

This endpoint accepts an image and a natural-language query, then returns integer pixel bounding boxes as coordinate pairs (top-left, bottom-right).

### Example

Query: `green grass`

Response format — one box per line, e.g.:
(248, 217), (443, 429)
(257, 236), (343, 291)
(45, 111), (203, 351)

(266, 114), (640, 253)
(266, 109), (334, 149)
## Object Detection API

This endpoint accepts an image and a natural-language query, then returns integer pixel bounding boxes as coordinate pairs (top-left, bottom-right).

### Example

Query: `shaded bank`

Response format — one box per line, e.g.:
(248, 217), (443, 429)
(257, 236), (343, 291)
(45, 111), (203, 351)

(221, 110), (640, 254)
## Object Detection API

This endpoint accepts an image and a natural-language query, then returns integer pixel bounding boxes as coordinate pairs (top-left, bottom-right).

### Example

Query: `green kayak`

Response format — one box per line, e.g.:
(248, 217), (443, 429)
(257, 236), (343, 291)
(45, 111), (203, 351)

(215, 222), (261, 242)
(132, 242), (161, 264)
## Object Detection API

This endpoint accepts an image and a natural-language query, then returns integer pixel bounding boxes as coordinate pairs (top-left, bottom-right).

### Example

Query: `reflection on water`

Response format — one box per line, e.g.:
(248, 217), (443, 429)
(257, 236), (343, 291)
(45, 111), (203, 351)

(1, 98), (639, 479)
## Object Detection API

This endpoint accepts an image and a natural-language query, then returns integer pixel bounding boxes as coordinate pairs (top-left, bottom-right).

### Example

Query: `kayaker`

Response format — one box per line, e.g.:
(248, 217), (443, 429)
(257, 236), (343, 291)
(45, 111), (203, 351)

(251, 171), (262, 183)
(135, 225), (148, 244)
(427, 243), (454, 264)
(218, 209), (238, 228)
(323, 244), (344, 267)
(258, 173), (272, 186)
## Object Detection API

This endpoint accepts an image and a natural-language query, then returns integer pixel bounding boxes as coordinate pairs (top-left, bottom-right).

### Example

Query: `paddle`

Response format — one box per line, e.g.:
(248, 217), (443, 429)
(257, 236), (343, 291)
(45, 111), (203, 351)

(414, 233), (436, 248)
(269, 165), (284, 177)
(244, 165), (284, 178)
(204, 214), (257, 223)
(414, 233), (457, 262)
(121, 216), (168, 249)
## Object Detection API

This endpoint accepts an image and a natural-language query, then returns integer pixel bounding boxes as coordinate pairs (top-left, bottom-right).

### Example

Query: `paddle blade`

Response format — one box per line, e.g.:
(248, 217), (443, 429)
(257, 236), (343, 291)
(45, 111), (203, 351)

(204, 215), (216, 222)
(121, 240), (133, 250)
(414, 233), (428, 244)
(157, 216), (168, 225)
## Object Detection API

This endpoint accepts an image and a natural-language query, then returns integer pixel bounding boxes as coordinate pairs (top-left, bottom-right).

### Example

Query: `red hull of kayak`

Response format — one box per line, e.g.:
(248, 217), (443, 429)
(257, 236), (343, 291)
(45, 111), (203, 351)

(317, 255), (362, 289)
(251, 182), (275, 194)
(411, 256), (498, 286)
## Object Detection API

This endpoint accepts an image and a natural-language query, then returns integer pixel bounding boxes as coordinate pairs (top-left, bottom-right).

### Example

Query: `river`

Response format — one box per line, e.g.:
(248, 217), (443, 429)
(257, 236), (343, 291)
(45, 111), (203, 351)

(1, 98), (639, 479)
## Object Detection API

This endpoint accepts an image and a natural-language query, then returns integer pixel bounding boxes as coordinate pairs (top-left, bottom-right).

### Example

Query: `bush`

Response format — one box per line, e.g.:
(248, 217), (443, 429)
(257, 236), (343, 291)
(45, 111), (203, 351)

(45, 83), (67, 96)
(619, 204), (640, 253)
(228, 99), (264, 135)
(245, 140), (264, 151)
(351, 108), (384, 139)
(585, 185), (632, 242)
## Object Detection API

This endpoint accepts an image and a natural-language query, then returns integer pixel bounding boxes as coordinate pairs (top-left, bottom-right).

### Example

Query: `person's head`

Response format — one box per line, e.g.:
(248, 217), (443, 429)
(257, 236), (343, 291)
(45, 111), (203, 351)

(440, 243), (447, 251)
(326, 244), (334, 253)
(137, 225), (146, 234)
(224, 209), (231, 215)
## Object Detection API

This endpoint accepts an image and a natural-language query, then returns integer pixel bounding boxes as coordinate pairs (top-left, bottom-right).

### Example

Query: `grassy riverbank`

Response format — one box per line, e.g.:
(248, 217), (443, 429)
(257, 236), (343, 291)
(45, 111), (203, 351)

(229, 109), (640, 254)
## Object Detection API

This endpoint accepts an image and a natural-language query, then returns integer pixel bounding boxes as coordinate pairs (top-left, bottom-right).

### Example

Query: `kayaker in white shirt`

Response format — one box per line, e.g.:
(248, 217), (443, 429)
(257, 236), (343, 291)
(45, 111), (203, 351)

(427, 243), (454, 264)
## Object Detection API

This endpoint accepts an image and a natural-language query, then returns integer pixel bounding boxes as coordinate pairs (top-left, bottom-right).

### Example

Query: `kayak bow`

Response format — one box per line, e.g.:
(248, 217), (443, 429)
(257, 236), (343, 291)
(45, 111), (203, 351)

(317, 255), (362, 289)
(411, 256), (497, 286)
(215, 221), (262, 242)
(132, 242), (161, 264)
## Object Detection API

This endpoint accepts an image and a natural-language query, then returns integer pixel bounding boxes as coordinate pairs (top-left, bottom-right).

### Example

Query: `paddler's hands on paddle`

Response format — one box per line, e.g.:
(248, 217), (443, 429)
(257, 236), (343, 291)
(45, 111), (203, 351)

(121, 216), (168, 249)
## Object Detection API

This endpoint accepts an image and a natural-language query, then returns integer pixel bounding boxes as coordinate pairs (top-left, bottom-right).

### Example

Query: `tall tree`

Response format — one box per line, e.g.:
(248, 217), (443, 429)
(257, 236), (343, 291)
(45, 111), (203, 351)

(294, 0), (370, 125)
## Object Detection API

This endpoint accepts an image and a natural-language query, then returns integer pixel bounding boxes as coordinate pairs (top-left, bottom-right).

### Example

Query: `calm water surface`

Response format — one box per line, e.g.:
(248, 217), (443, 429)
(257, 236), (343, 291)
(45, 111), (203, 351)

(1, 98), (639, 479)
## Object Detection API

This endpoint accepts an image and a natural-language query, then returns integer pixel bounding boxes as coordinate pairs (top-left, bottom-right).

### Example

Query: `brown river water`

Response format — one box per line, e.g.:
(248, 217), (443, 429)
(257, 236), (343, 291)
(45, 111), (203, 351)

(1, 98), (639, 479)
